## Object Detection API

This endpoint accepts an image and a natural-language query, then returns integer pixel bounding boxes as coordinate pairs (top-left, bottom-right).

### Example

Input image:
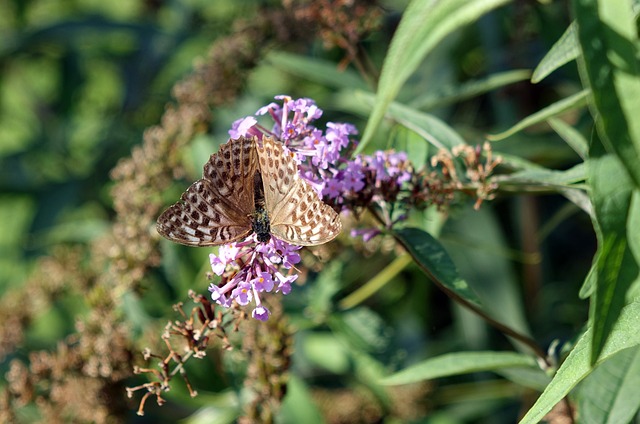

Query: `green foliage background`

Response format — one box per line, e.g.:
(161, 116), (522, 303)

(1, 0), (639, 423)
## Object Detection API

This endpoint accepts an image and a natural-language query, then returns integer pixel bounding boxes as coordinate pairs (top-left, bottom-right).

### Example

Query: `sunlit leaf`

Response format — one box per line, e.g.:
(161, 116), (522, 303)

(519, 300), (640, 424)
(381, 351), (538, 385)
(359, 0), (510, 151)
(576, 346), (640, 424)
(487, 90), (589, 141)
(531, 22), (579, 84)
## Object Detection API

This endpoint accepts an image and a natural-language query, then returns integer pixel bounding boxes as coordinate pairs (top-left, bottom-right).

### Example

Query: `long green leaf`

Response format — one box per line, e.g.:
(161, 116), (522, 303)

(576, 346), (640, 424)
(629, 190), (640, 264)
(358, 0), (510, 152)
(442, 207), (533, 344)
(411, 69), (532, 110)
(519, 300), (640, 424)
(380, 351), (537, 385)
(394, 227), (544, 356)
(547, 117), (589, 160)
(588, 135), (638, 364)
(336, 91), (467, 150)
(575, 0), (640, 187)
(280, 376), (325, 424)
(394, 227), (483, 308)
(531, 22), (579, 84)
(487, 90), (589, 141)
(389, 102), (466, 149)
(494, 162), (587, 186)
(264, 51), (369, 91)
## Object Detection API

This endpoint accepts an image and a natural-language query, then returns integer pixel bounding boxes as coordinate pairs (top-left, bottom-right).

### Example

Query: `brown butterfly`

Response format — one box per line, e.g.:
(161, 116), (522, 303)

(156, 136), (342, 246)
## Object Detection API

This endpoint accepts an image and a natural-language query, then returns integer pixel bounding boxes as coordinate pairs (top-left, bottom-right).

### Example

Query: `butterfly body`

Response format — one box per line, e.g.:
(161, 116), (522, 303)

(157, 136), (341, 246)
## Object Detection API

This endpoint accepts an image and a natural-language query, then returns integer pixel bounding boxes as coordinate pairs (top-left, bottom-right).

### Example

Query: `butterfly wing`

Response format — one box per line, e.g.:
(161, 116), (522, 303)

(256, 137), (342, 246)
(157, 137), (258, 246)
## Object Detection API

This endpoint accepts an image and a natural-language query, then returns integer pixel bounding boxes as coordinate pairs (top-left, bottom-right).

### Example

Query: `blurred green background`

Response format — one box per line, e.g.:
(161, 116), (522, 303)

(0, 0), (599, 423)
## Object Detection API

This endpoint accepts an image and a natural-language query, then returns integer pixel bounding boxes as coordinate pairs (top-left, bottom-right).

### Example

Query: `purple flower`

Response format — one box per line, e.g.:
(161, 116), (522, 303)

(252, 272), (275, 292)
(229, 116), (258, 138)
(207, 235), (302, 320)
(215, 95), (427, 320)
(252, 305), (271, 321)
(350, 228), (382, 242)
(342, 161), (366, 191)
(282, 251), (301, 268)
(208, 284), (232, 307)
(209, 254), (227, 276)
(274, 271), (298, 295)
(322, 175), (343, 199)
(232, 281), (253, 306)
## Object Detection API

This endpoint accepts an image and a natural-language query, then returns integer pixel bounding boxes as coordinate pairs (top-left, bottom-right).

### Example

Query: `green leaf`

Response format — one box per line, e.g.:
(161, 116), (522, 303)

(576, 346), (640, 424)
(487, 90), (589, 141)
(494, 162), (587, 186)
(394, 227), (483, 308)
(410, 69), (532, 110)
(302, 333), (350, 374)
(265, 51), (369, 91)
(579, 260), (598, 299)
(380, 351), (537, 385)
(548, 117), (589, 160)
(390, 126), (431, 170)
(496, 367), (551, 392)
(575, 0), (640, 187)
(531, 22), (579, 84)
(629, 190), (640, 264)
(328, 308), (392, 353)
(358, 0), (510, 151)
(588, 137), (638, 364)
(336, 91), (467, 150)
(591, 234), (638, 364)
(388, 102), (467, 149)
(518, 300), (640, 424)
(182, 391), (240, 424)
(0, 195), (35, 249)
(279, 375), (325, 424)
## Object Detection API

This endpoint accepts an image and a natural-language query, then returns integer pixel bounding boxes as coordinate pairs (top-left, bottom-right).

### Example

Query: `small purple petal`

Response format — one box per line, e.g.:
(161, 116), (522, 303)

(252, 305), (271, 321)
(232, 281), (252, 305)
(209, 253), (226, 275)
(209, 284), (232, 307)
(350, 228), (381, 242)
(253, 272), (275, 292)
(229, 116), (257, 138)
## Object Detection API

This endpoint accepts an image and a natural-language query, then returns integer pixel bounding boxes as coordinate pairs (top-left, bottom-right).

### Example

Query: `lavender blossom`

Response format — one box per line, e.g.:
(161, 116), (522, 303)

(208, 235), (302, 321)
(218, 96), (411, 308)
(212, 95), (499, 319)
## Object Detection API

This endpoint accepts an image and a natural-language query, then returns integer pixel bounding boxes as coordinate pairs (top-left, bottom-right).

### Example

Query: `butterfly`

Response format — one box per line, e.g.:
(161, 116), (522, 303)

(156, 136), (342, 246)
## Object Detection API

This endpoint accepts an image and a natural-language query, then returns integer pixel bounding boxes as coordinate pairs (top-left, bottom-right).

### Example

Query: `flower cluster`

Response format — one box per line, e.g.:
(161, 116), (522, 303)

(208, 236), (301, 321)
(209, 95), (362, 321)
(210, 95), (500, 320)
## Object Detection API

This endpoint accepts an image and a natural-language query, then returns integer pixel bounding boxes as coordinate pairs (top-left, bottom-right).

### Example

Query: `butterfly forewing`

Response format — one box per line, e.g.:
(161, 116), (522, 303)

(203, 137), (258, 211)
(257, 137), (342, 246)
(156, 137), (258, 246)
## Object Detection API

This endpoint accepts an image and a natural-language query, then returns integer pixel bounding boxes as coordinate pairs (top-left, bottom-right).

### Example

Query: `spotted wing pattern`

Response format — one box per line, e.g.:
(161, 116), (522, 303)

(256, 137), (342, 246)
(156, 137), (258, 246)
